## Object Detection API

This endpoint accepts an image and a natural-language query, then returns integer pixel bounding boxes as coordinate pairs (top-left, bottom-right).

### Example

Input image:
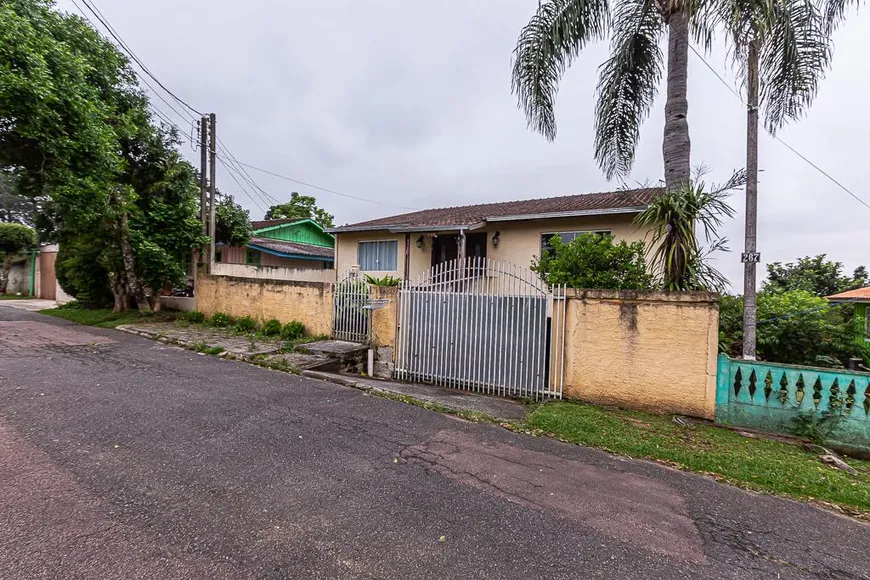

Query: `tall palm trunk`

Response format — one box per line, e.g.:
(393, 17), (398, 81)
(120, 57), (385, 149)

(663, 12), (691, 191)
(742, 39), (760, 359)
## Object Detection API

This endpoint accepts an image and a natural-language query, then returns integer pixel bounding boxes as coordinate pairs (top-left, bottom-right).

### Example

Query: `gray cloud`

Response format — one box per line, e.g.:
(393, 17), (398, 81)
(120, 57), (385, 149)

(57, 0), (870, 289)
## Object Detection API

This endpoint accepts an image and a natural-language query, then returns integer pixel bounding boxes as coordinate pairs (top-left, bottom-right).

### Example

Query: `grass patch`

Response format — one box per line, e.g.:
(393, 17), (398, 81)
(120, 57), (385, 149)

(0, 294), (31, 300)
(40, 307), (179, 329)
(524, 401), (870, 514)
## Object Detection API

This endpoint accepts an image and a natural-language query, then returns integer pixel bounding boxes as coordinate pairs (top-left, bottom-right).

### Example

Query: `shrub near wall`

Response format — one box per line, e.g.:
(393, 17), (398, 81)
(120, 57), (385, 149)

(196, 273), (333, 337)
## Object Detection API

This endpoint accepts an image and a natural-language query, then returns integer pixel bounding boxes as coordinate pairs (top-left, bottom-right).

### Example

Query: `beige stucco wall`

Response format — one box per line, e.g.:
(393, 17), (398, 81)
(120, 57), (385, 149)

(334, 213), (645, 279)
(562, 289), (719, 418)
(196, 273), (333, 336)
(370, 285), (398, 348)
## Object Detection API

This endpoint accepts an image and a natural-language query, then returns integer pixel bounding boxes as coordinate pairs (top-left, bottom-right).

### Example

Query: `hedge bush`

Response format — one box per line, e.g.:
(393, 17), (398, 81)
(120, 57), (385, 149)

(281, 320), (305, 341)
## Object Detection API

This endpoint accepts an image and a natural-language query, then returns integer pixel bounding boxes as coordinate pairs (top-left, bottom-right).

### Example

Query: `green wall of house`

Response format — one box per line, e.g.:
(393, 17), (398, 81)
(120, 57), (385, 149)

(855, 303), (868, 347)
(254, 220), (334, 248)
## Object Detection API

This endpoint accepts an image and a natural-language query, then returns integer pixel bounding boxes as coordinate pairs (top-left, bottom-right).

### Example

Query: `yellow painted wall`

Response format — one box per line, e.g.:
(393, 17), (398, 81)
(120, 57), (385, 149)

(334, 214), (645, 279)
(562, 289), (719, 418)
(196, 273), (333, 336)
(370, 285), (398, 348)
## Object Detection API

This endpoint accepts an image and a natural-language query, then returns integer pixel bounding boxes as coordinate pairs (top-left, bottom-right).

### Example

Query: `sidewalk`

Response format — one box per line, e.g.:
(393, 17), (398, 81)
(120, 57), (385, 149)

(301, 370), (529, 422)
(0, 299), (57, 312)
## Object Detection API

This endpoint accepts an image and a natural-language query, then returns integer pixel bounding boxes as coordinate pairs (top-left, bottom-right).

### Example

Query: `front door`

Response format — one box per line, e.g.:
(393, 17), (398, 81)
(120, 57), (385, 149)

(431, 233), (487, 267)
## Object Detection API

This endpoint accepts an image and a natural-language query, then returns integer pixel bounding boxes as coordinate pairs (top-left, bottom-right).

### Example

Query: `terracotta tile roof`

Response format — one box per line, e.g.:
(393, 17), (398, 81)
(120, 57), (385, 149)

(329, 187), (663, 232)
(248, 237), (335, 260)
(826, 286), (870, 301)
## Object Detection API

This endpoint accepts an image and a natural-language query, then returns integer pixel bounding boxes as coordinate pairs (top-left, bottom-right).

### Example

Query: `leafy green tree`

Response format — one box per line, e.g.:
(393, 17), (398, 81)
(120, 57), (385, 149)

(215, 194), (253, 246)
(265, 192), (334, 228)
(634, 171), (742, 292)
(764, 255), (866, 297)
(532, 233), (653, 290)
(0, 222), (35, 293)
(719, 290), (859, 367)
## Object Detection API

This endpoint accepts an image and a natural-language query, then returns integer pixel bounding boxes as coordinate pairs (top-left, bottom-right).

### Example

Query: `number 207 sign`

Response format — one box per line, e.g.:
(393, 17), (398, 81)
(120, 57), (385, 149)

(741, 252), (761, 263)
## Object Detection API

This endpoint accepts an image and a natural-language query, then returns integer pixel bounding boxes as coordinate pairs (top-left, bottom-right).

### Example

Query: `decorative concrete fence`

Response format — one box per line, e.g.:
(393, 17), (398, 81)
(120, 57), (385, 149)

(716, 355), (870, 451)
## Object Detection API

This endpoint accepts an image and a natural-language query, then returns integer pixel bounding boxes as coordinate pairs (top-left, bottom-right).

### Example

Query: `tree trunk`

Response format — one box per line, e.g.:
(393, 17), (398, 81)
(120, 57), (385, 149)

(0, 256), (12, 294)
(663, 12), (691, 192)
(109, 187), (150, 312)
(741, 39), (760, 360)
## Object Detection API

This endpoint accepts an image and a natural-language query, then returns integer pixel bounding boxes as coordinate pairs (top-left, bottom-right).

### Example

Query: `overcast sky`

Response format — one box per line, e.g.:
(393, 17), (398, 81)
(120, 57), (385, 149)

(57, 0), (870, 289)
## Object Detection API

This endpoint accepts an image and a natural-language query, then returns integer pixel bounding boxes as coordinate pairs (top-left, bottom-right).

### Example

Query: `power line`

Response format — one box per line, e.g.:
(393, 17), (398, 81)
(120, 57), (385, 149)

(75, 0), (203, 118)
(216, 155), (420, 211)
(688, 44), (870, 213)
(69, 0), (410, 214)
(216, 137), (279, 205)
(217, 157), (267, 213)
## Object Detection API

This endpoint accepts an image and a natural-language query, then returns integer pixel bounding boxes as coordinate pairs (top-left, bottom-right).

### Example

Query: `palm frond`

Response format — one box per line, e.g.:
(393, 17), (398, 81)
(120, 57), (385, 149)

(821, 0), (862, 34)
(633, 173), (736, 292)
(512, 0), (611, 141)
(593, 0), (663, 179)
(759, 0), (831, 132)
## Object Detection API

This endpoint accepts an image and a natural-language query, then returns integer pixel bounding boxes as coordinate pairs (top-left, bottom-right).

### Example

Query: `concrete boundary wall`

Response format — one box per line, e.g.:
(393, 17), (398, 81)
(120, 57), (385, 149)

(563, 289), (719, 419)
(211, 262), (335, 284)
(195, 272), (719, 418)
(196, 273), (333, 337)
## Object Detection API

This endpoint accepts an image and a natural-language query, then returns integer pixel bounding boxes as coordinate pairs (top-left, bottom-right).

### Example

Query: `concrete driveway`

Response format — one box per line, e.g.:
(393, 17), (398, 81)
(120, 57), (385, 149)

(0, 307), (868, 579)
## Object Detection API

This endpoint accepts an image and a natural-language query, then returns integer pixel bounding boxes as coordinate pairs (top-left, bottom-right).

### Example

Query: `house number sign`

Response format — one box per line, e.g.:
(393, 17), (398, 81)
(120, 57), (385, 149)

(741, 252), (762, 263)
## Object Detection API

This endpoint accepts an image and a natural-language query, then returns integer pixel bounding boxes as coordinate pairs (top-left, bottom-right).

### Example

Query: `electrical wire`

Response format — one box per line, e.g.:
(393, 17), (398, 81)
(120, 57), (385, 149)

(215, 154), (420, 211)
(69, 0), (416, 214)
(688, 45), (870, 213)
(76, 0), (203, 117)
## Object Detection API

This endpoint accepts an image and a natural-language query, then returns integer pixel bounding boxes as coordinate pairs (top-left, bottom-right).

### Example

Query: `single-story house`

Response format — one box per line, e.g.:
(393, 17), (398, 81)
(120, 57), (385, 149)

(826, 286), (870, 346)
(216, 218), (334, 270)
(327, 187), (662, 279)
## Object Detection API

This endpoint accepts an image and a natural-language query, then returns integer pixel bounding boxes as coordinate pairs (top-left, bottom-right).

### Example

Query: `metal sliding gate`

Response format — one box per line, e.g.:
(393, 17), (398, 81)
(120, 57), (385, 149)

(332, 269), (372, 343)
(394, 257), (566, 399)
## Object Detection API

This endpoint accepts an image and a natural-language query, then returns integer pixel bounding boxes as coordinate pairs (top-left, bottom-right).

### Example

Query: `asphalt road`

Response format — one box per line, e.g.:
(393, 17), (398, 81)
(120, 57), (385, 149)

(1, 306), (868, 580)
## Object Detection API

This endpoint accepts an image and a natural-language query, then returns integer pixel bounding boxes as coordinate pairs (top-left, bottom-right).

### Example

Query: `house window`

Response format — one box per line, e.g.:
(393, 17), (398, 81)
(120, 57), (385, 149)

(358, 240), (398, 271)
(246, 249), (261, 266)
(540, 230), (612, 254)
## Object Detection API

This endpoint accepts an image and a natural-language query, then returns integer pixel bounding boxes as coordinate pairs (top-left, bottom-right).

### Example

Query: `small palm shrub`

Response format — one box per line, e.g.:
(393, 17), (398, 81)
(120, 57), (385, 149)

(281, 320), (305, 341)
(261, 318), (282, 336)
(234, 315), (258, 333)
(209, 312), (231, 327)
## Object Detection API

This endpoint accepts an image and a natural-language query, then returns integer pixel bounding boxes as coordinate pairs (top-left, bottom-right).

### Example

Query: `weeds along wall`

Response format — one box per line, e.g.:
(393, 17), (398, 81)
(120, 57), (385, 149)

(196, 273), (333, 337)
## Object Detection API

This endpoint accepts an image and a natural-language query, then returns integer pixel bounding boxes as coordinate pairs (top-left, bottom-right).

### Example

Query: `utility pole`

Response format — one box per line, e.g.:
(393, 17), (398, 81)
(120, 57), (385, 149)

(199, 117), (208, 236)
(208, 113), (217, 274)
(741, 40), (760, 360)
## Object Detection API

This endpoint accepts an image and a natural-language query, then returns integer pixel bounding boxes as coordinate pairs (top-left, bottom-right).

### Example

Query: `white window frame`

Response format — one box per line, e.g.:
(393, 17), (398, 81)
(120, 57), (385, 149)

(540, 229), (612, 254)
(357, 239), (399, 272)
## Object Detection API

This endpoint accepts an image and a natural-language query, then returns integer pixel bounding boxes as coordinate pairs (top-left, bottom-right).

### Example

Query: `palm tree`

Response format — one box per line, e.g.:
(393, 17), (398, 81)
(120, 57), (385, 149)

(720, 0), (831, 358)
(511, 0), (710, 192)
(634, 170), (743, 292)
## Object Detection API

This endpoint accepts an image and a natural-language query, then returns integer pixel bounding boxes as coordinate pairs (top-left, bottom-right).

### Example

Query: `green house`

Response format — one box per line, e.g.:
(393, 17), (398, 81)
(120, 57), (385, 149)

(216, 218), (334, 269)
(826, 286), (870, 347)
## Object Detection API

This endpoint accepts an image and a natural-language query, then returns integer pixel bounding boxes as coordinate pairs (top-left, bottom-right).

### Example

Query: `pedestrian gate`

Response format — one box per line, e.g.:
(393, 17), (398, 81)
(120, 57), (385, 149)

(332, 269), (372, 343)
(394, 257), (566, 399)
